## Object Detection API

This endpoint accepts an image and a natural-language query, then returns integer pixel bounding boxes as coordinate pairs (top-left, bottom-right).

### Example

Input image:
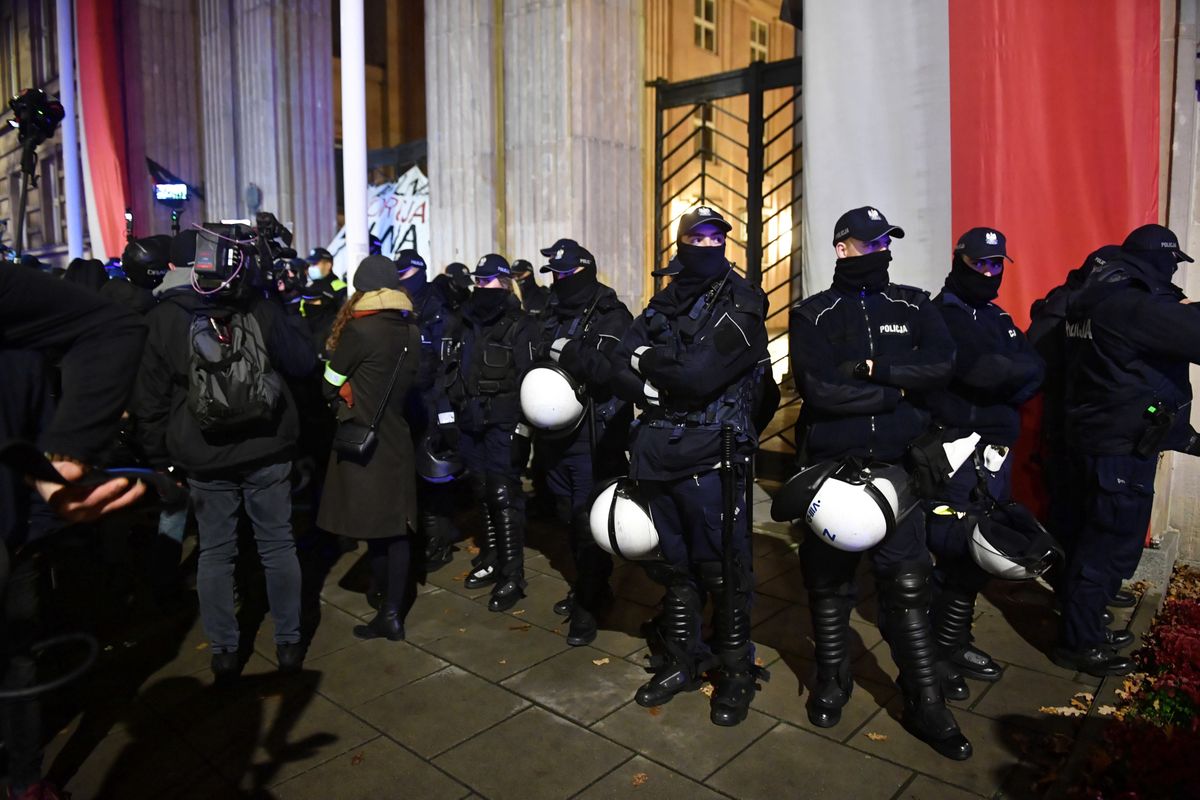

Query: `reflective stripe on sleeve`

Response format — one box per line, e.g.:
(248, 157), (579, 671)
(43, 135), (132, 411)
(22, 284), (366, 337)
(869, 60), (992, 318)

(324, 364), (349, 386)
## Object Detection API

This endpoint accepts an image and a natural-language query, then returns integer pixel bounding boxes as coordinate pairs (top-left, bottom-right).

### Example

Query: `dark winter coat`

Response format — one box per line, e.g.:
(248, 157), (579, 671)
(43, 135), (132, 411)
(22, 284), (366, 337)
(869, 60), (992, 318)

(131, 288), (317, 478)
(789, 282), (954, 463)
(318, 296), (420, 539)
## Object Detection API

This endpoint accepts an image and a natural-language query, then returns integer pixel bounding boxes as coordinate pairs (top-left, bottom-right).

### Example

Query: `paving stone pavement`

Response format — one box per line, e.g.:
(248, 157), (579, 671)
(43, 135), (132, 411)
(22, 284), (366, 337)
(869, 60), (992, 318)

(27, 492), (1118, 800)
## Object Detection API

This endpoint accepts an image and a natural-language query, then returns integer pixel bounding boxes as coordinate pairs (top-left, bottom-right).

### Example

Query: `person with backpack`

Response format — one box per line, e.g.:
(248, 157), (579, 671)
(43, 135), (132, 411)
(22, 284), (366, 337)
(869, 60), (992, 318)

(440, 255), (538, 612)
(318, 256), (421, 641)
(131, 234), (318, 682)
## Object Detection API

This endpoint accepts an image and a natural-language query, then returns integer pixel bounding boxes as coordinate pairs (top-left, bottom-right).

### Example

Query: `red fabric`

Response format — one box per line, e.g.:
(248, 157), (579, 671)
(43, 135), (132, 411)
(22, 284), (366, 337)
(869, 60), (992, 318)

(949, 0), (1160, 512)
(76, 0), (130, 258)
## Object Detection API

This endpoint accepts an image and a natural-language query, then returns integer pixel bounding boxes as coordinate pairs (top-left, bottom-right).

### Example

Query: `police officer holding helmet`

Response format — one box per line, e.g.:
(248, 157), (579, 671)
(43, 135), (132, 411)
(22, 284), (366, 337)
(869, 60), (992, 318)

(523, 241), (632, 644)
(396, 248), (463, 570)
(1057, 223), (1200, 676)
(925, 228), (1045, 698)
(439, 255), (538, 611)
(608, 206), (771, 727)
(788, 206), (971, 760)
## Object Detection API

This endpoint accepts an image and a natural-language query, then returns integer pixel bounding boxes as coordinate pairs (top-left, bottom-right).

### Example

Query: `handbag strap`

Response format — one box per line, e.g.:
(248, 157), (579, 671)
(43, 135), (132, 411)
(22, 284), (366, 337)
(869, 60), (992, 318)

(367, 340), (409, 431)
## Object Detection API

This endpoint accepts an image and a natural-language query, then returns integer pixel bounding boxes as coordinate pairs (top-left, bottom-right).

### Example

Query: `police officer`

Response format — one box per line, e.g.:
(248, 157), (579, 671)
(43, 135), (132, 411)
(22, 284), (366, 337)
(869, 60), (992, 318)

(396, 248), (462, 569)
(512, 259), (550, 315)
(789, 206), (970, 760)
(301, 246), (347, 357)
(609, 206), (770, 727)
(440, 255), (538, 611)
(1056, 224), (1200, 676)
(431, 262), (473, 312)
(527, 242), (632, 645)
(925, 228), (1045, 699)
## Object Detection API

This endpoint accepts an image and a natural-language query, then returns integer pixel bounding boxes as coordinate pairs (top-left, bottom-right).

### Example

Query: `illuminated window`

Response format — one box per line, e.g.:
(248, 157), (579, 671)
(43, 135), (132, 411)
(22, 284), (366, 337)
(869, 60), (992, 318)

(693, 103), (714, 162)
(694, 0), (716, 54)
(750, 18), (769, 63)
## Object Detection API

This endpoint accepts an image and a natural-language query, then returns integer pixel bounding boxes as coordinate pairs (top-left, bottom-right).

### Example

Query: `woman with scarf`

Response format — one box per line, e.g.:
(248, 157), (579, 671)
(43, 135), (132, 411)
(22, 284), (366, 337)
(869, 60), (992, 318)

(607, 207), (771, 727)
(787, 206), (970, 760)
(439, 255), (538, 612)
(319, 255), (420, 641)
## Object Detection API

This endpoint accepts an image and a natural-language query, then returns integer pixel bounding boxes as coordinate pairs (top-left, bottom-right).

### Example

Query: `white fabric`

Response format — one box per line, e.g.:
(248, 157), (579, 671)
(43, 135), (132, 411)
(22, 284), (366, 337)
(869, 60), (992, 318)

(801, 0), (952, 296)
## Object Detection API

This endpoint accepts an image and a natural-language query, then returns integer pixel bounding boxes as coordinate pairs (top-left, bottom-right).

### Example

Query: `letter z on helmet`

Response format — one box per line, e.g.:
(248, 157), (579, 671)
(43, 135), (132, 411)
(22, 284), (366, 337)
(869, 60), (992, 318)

(589, 477), (659, 560)
(771, 460), (917, 552)
(519, 363), (585, 436)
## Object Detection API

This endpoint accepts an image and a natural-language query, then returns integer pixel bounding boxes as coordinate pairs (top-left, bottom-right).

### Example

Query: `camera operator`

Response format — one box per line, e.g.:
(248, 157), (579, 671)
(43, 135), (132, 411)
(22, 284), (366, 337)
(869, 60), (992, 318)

(130, 223), (317, 682)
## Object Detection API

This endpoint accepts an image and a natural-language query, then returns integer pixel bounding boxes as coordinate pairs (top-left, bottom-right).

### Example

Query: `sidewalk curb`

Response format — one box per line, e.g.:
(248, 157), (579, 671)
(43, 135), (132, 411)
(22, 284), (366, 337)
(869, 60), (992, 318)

(1046, 530), (1180, 800)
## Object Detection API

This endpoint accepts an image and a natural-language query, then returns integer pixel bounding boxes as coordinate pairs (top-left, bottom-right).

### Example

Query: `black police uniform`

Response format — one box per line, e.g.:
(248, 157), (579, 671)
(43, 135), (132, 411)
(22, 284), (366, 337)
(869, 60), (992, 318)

(789, 206), (969, 760)
(301, 249), (347, 358)
(527, 244), (632, 645)
(1057, 225), (1200, 675)
(439, 255), (538, 611)
(397, 250), (463, 569)
(431, 262), (472, 312)
(609, 207), (770, 727)
(925, 228), (1044, 695)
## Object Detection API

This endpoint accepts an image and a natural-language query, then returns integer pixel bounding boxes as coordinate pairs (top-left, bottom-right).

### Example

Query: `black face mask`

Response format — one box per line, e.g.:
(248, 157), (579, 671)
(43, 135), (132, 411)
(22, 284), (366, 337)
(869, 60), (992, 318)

(550, 268), (597, 307)
(399, 269), (428, 299)
(469, 287), (509, 319)
(673, 241), (730, 300)
(1133, 249), (1179, 283)
(833, 249), (892, 293)
(948, 256), (1002, 306)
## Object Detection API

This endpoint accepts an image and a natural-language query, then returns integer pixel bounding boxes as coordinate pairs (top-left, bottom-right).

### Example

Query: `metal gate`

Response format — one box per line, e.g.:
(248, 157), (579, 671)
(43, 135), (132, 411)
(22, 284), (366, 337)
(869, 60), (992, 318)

(650, 57), (803, 476)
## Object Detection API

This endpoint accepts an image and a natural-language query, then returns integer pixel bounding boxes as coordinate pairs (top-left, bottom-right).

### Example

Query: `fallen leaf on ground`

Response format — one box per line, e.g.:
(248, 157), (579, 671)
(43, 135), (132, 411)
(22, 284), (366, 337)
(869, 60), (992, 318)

(592, 657), (610, 666)
(452, 571), (470, 582)
(467, 545), (481, 555)
(350, 752), (365, 766)
(1039, 705), (1086, 717)
(754, 657), (764, 667)
(1096, 705), (1118, 716)
(632, 773), (649, 787)
(1069, 694), (1093, 712)
(509, 624), (531, 632)
(648, 706), (662, 716)
(498, 659), (507, 665)
(195, 642), (209, 651)
(865, 732), (887, 741)
(700, 683), (715, 698)
(458, 628), (466, 633)
(512, 609), (526, 616)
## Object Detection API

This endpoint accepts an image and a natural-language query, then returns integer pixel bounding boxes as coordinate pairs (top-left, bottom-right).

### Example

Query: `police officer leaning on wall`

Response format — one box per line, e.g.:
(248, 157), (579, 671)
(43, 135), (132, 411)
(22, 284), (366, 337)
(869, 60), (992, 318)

(788, 206), (971, 760)
(609, 206), (771, 727)
(526, 242), (633, 646)
(1055, 224), (1200, 676)
(438, 255), (539, 611)
(924, 228), (1045, 699)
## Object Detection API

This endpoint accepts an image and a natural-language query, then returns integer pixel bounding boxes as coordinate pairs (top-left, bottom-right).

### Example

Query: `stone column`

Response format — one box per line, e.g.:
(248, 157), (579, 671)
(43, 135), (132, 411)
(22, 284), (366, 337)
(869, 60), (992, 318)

(503, 0), (645, 308)
(424, 0), (502, 268)
(198, 0), (336, 253)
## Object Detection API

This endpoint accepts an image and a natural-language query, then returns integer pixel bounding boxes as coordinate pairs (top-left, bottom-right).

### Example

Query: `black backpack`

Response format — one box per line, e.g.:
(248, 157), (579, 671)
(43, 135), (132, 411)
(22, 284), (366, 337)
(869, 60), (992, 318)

(185, 308), (283, 433)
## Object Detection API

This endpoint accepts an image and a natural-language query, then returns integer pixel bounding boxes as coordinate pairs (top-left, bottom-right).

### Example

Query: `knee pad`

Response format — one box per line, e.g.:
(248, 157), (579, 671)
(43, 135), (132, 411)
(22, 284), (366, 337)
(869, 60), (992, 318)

(880, 561), (933, 610)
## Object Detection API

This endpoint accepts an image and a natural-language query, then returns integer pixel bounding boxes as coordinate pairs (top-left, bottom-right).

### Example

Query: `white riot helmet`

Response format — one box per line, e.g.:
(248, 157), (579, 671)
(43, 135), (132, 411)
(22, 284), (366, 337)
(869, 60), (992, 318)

(968, 502), (1063, 580)
(771, 460), (918, 552)
(590, 477), (660, 560)
(519, 363), (585, 436)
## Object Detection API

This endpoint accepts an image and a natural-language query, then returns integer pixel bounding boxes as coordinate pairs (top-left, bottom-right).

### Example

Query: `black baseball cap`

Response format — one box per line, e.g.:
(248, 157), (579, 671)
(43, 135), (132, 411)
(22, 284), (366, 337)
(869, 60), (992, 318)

(510, 259), (534, 276)
(306, 247), (333, 264)
(955, 227), (1012, 262)
(676, 205), (732, 239)
(395, 249), (426, 273)
(540, 238), (579, 257)
(472, 253), (512, 278)
(832, 206), (905, 246)
(1122, 224), (1193, 263)
(541, 244), (596, 273)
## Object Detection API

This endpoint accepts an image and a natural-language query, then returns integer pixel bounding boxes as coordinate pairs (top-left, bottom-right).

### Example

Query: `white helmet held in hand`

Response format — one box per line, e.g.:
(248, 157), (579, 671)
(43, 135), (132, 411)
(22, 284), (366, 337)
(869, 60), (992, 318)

(519, 363), (585, 436)
(771, 460), (918, 552)
(590, 477), (659, 560)
(968, 502), (1063, 580)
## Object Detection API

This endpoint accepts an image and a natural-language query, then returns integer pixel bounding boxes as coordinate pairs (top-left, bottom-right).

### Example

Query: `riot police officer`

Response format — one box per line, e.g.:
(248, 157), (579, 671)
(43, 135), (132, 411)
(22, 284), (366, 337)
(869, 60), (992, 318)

(1056, 224), (1200, 676)
(396, 248), (462, 569)
(788, 206), (971, 760)
(609, 206), (770, 727)
(440, 255), (538, 611)
(524, 242), (632, 645)
(512, 259), (550, 315)
(925, 228), (1045, 698)
(301, 246), (347, 358)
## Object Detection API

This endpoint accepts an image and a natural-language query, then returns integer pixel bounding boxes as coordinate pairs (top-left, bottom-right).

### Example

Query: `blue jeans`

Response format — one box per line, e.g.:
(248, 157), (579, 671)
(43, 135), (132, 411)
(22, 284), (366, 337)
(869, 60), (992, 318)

(189, 461), (301, 651)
